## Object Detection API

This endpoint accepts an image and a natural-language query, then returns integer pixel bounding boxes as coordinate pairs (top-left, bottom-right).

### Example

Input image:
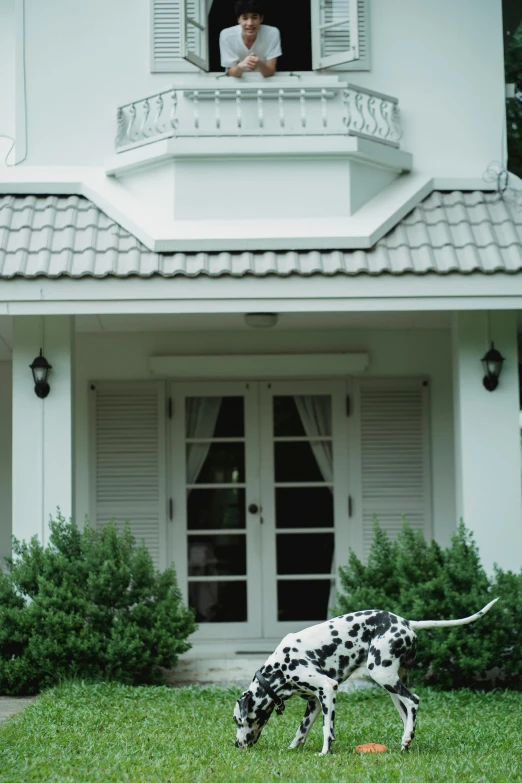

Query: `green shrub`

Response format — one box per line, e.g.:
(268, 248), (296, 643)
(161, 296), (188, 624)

(0, 513), (197, 695)
(334, 519), (522, 690)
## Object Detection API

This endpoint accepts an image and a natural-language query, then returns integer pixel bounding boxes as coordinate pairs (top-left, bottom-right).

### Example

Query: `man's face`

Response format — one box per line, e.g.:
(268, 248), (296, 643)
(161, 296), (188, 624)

(238, 12), (263, 38)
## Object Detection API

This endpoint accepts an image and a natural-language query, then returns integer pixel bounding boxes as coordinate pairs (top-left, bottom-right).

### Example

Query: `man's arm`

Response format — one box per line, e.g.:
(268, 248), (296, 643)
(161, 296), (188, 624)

(256, 57), (277, 78)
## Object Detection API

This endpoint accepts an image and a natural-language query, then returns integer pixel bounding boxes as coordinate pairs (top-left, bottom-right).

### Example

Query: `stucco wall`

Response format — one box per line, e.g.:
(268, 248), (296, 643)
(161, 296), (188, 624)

(0, 362), (12, 565)
(0, 0), (15, 164)
(12, 0), (504, 177)
(74, 326), (456, 551)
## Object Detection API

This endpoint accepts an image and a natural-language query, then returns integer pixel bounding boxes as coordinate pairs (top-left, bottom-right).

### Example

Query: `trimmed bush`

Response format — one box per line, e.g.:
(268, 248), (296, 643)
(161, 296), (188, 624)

(0, 514), (197, 695)
(334, 519), (522, 689)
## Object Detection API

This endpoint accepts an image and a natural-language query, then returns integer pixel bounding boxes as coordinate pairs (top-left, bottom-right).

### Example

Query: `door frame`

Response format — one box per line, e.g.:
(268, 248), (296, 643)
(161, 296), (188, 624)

(258, 379), (351, 639)
(169, 380), (263, 640)
(168, 377), (353, 642)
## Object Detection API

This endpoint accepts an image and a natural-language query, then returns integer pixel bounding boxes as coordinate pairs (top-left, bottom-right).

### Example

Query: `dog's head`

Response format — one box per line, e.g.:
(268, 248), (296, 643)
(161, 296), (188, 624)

(233, 686), (275, 748)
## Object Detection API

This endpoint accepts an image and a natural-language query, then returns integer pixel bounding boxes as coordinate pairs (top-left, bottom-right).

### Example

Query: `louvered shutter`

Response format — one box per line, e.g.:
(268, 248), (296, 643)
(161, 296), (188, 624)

(92, 383), (167, 570)
(312, 0), (360, 70)
(359, 380), (432, 560)
(151, 0), (207, 72)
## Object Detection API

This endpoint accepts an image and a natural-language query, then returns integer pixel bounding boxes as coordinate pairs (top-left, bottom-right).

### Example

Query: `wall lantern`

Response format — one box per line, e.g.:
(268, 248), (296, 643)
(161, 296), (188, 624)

(481, 341), (505, 392)
(30, 349), (52, 398)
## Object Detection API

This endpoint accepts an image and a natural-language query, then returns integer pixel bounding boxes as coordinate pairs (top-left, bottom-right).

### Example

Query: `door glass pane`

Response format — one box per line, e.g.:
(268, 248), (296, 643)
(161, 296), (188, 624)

(274, 396), (331, 437)
(190, 443), (245, 484)
(188, 534), (246, 576)
(276, 487), (333, 528)
(275, 441), (332, 483)
(277, 579), (331, 622)
(189, 581), (247, 623)
(188, 488), (246, 530)
(185, 396), (244, 438)
(277, 533), (334, 575)
(213, 397), (244, 437)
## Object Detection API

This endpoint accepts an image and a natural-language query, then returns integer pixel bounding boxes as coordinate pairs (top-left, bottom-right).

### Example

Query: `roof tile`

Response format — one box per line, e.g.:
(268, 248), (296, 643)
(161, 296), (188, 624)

(1, 191), (522, 279)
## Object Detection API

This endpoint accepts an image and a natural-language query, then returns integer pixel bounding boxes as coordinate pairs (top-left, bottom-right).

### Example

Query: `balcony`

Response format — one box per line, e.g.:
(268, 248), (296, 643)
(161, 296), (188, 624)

(107, 76), (411, 227)
(114, 77), (403, 153)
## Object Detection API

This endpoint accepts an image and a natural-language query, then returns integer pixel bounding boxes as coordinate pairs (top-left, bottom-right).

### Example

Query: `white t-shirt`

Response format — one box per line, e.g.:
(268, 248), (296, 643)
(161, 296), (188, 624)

(219, 24), (282, 68)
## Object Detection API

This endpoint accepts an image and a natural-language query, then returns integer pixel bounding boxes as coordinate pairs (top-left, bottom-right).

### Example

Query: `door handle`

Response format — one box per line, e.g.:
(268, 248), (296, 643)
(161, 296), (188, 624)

(248, 503), (259, 514)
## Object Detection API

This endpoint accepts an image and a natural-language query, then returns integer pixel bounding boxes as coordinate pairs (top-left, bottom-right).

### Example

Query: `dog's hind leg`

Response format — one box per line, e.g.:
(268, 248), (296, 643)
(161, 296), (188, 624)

(371, 669), (419, 751)
(289, 697), (321, 749)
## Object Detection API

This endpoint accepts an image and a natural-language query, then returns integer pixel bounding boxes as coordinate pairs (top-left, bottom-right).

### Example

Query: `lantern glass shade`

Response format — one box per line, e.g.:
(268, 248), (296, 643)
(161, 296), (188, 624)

(29, 350), (52, 396)
(481, 342), (505, 391)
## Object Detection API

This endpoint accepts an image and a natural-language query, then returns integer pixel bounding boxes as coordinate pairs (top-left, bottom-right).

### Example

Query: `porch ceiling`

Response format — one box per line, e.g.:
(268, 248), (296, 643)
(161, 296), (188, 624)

(0, 311), (453, 360)
(1, 190), (522, 279)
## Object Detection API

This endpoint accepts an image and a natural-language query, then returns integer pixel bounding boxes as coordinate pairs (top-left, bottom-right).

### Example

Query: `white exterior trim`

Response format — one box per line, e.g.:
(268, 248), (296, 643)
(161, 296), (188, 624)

(149, 353), (370, 378)
(0, 167), (460, 253)
(3, 274), (522, 315)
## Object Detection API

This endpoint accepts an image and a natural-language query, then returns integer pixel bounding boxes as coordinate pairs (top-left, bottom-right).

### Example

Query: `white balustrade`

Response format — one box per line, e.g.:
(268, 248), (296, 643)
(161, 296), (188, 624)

(115, 82), (402, 152)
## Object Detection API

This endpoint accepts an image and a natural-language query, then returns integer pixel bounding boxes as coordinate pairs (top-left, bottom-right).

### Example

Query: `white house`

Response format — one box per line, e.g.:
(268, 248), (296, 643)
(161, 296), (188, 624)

(1, 0), (522, 669)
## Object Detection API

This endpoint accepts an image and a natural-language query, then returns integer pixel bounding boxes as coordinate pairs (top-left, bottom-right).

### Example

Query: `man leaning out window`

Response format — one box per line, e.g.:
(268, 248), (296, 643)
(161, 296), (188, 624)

(219, 0), (282, 77)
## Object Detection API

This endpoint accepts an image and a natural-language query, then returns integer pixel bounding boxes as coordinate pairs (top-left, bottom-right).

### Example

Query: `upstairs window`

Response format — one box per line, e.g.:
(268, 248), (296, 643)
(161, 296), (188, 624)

(151, 0), (370, 73)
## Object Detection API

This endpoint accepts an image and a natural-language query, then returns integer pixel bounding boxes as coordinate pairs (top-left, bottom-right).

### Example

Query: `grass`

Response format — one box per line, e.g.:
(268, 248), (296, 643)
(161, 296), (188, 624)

(1, 682), (522, 783)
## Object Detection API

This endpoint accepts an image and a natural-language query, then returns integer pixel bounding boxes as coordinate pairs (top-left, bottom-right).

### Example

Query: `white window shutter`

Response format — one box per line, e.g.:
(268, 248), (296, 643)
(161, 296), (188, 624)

(151, 0), (208, 72)
(311, 0), (360, 70)
(359, 379), (432, 560)
(181, 0), (209, 71)
(151, 0), (181, 72)
(92, 383), (167, 570)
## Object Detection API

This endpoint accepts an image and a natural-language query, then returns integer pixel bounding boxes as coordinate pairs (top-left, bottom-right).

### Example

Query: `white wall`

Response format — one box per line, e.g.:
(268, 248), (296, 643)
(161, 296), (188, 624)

(18, 0), (504, 178)
(0, 0), (15, 165)
(74, 325), (456, 551)
(0, 362), (12, 566)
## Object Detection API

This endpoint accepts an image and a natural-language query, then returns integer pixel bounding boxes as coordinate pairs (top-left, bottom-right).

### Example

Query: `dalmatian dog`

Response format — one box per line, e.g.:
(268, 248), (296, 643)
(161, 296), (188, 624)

(233, 599), (498, 755)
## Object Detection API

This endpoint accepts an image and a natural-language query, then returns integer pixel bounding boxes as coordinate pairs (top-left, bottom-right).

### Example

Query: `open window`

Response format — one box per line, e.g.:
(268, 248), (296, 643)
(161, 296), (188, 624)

(311, 0), (359, 70)
(151, 0), (368, 74)
(181, 0), (210, 71)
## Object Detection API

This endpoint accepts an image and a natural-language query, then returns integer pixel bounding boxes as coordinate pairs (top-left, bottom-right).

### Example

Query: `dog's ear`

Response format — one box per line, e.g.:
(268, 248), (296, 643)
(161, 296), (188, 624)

(238, 691), (253, 720)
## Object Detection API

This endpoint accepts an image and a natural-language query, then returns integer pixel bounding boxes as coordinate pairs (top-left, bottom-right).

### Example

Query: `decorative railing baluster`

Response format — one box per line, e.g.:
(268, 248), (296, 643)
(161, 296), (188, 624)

(278, 89), (285, 130)
(140, 99), (151, 138)
(236, 89), (243, 130)
(353, 92), (365, 133)
(366, 96), (377, 137)
(300, 89), (307, 128)
(257, 89), (264, 129)
(170, 91), (179, 132)
(154, 94), (164, 135)
(115, 107), (128, 147)
(321, 88), (328, 130)
(127, 103), (137, 142)
(342, 89), (352, 130)
(193, 90), (200, 131)
(214, 90), (221, 130)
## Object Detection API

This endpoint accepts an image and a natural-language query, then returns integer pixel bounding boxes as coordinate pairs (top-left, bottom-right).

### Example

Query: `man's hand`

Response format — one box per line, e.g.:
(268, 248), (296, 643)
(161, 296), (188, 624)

(239, 53), (259, 71)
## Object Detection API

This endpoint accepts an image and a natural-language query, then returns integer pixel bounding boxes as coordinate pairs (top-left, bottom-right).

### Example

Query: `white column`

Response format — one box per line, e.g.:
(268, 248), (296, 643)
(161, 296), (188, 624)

(452, 311), (522, 572)
(12, 316), (75, 546)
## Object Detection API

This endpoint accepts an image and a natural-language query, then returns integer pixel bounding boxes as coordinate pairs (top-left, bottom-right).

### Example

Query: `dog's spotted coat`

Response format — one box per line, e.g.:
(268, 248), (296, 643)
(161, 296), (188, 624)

(233, 599), (498, 754)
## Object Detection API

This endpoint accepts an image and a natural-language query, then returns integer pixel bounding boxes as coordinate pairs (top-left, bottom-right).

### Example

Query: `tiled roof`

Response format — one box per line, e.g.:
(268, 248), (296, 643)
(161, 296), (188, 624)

(0, 190), (521, 279)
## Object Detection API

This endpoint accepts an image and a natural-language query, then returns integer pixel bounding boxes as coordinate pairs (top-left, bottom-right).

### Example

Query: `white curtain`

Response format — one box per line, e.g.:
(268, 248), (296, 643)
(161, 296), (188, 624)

(186, 396), (222, 621)
(186, 396), (222, 485)
(294, 395), (336, 615)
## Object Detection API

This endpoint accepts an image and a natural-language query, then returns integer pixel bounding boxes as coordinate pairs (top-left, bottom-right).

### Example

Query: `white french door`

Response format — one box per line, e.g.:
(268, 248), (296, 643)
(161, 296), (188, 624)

(169, 380), (348, 641)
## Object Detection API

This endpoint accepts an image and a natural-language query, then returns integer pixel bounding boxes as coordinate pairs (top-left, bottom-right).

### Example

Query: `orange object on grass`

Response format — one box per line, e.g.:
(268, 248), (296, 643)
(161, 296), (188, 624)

(356, 743), (388, 753)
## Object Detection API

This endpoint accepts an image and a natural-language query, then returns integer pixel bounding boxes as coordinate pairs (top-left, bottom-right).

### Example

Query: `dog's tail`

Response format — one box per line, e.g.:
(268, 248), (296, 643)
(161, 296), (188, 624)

(409, 598), (499, 632)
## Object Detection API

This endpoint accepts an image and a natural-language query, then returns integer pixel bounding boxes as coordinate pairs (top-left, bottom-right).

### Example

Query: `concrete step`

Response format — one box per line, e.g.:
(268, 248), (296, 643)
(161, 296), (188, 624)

(163, 656), (267, 687)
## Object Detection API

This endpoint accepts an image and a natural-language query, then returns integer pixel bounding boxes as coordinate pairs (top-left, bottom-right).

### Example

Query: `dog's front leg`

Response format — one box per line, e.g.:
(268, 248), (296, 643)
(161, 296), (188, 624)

(317, 679), (338, 755)
(289, 697), (321, 749)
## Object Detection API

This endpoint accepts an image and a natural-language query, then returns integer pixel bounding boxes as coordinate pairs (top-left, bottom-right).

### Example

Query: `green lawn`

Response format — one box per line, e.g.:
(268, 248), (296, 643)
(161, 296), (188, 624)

(1, 681), (522, 783)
